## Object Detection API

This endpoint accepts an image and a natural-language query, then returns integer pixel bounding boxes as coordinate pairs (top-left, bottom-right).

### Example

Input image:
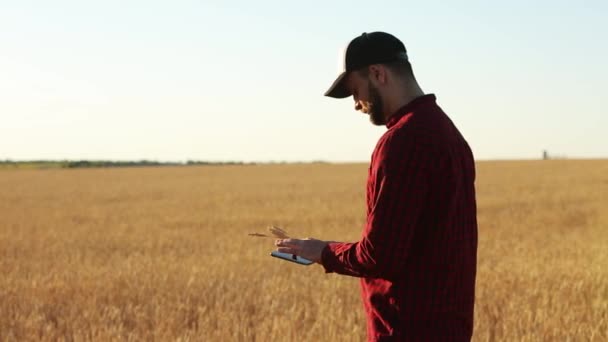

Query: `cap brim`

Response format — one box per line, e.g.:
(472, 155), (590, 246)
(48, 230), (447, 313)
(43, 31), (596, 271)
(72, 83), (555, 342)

(324, 72), (351, 98)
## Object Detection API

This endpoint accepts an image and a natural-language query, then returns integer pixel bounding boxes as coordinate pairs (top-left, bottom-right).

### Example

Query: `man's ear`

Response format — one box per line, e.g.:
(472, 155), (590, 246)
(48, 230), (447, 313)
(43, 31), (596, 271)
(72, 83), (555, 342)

(369, 64), (387, 84)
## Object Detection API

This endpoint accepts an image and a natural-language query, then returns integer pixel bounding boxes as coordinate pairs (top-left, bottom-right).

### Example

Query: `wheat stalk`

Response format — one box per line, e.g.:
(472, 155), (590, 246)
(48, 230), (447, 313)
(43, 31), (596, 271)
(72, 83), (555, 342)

(248, 225), (290, 239)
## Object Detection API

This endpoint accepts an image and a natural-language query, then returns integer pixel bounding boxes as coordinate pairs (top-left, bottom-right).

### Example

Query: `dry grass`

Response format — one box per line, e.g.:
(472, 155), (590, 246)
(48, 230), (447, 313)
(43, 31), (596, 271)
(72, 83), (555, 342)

(0, 160), (606, 341)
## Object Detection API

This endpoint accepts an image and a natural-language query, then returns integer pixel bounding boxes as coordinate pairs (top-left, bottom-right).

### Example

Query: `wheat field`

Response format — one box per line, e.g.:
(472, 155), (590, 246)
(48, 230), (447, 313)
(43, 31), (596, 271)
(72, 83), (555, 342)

(1, 160), (607, 341)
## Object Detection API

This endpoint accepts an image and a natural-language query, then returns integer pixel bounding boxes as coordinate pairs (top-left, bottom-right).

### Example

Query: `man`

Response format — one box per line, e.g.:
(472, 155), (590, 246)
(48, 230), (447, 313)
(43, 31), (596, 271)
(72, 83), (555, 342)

(275, 32), (478, 341)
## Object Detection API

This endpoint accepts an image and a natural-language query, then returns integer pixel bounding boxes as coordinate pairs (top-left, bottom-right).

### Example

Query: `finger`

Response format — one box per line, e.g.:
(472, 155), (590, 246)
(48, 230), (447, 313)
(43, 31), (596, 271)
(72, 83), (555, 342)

(275, 239), (301, 247)
(277, 247), (298, 254)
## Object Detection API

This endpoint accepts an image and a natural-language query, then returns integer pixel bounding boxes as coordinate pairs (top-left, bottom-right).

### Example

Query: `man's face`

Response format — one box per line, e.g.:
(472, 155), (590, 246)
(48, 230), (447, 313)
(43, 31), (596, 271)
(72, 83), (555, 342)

(345, 70), (386, 126)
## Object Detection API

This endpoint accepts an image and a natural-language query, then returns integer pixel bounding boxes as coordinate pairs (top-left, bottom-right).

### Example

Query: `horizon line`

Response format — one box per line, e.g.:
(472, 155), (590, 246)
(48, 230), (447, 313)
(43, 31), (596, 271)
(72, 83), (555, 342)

(2, 157), (607, 164)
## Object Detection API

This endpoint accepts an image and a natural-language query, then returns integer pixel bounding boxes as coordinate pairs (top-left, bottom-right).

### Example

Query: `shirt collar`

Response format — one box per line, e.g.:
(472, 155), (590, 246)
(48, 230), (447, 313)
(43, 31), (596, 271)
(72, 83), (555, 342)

(386, 94), (437, 129)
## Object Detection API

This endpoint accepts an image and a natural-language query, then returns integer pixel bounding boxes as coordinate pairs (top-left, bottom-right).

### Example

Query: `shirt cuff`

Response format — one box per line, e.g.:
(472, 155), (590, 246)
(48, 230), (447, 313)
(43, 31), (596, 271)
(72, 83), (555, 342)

(321, 242), (344, 274)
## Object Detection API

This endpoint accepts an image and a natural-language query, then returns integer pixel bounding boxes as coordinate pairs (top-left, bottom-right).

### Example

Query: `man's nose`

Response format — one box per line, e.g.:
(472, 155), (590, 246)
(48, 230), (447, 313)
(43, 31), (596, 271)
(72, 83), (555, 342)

(354, 101), (362, 111)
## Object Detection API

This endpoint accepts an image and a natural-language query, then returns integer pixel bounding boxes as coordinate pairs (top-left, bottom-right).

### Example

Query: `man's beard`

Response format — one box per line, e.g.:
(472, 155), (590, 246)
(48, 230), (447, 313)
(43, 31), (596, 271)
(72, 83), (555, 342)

(367, 81), (386, 126)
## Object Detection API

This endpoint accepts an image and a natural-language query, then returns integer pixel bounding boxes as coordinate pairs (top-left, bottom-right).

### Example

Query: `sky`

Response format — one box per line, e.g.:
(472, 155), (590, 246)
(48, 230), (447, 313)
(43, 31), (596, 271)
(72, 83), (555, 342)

(1, 0), (607, 162)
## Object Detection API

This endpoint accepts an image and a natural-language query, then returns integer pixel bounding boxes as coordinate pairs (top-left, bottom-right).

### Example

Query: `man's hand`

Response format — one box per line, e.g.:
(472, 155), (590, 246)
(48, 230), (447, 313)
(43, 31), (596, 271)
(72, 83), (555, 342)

(275, 238), (329, 264)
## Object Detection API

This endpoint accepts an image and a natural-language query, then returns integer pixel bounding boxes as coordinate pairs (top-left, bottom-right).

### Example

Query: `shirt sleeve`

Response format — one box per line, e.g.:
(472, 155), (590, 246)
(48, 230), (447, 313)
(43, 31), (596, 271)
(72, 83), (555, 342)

(321, 133), (433, 280)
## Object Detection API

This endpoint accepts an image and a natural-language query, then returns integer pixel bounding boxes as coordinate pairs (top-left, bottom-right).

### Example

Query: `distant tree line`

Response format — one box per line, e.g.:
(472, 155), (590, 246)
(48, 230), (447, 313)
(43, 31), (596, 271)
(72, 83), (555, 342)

(65, 160), (181, 168)
(185, 160), (248, 166)
(0, 159), (257, 169)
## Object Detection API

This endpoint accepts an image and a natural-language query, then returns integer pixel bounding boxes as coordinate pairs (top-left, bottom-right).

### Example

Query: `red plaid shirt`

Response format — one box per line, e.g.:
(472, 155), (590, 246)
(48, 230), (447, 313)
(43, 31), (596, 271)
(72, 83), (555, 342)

(322, 94), (477, 341)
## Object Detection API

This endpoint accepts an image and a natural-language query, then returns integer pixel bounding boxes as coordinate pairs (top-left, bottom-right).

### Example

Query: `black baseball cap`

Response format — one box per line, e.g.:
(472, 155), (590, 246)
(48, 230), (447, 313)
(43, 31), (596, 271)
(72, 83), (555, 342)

(324, 31), (408, 99)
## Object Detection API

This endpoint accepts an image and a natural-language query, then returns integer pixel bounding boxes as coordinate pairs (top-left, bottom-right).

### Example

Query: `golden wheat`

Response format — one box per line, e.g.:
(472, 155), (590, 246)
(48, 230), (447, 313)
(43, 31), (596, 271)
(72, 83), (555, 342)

(0, 160), (606, 341)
